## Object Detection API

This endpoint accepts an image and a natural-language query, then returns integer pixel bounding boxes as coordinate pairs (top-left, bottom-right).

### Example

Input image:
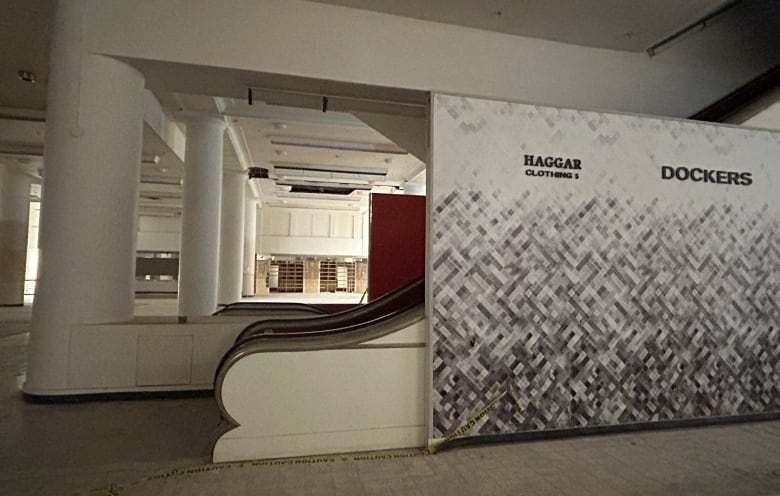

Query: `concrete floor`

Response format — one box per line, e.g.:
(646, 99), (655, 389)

(1, 298), (779, 495)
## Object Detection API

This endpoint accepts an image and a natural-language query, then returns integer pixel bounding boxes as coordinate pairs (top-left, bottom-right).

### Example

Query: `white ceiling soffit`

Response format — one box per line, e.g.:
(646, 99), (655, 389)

(308, 0), (735, 52)
(213, 98), (424, 208)
(163, 76), (426, 207)
(238, 114), (423, 185)
(123, 59), (427, 118)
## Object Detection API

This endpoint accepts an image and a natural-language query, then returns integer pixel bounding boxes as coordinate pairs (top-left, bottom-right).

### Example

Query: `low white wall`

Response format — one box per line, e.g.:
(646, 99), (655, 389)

(63, 318), (253, 393)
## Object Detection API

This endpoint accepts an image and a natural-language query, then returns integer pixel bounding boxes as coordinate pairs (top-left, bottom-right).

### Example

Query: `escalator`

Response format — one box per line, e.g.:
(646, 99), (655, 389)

(212, 277), (427, 462)
(215, 277), (424, 382)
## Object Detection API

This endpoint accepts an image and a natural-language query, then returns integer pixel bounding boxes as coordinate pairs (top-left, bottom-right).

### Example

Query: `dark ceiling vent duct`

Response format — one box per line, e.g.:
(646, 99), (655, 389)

(289, 184), (355, 195)
(248, 167), (269, 179)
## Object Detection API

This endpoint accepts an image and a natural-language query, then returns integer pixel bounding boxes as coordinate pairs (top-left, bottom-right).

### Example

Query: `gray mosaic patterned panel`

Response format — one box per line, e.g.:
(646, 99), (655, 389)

(430, 94), (780, 439)
(432, 189), (780, 437)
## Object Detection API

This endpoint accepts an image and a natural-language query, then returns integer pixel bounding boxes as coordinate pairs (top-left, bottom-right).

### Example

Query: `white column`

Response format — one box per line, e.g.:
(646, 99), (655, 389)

(26, 0), (145, 394)
(217, 170), (245, 305)
(0, 164), (32, 306)
(177, 115), (226, 316)
(242, 190), (257, 297)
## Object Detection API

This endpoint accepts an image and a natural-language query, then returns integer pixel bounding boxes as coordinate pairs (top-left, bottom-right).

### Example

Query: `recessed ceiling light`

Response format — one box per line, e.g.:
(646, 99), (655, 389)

(17, 70), (36, 83)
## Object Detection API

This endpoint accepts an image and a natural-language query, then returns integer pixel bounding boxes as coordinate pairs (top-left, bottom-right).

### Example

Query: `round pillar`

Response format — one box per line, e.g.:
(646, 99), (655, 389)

(217, 170), (245, 305)
(242, 191), (257, 297)
(26, 1), (145, 393)
(0, 164), (32, 306)
(177, 115), (226, 316)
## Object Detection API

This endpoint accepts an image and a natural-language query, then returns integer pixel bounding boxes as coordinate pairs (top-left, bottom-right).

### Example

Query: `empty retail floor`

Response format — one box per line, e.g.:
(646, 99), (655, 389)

(1, 301), (779, 495)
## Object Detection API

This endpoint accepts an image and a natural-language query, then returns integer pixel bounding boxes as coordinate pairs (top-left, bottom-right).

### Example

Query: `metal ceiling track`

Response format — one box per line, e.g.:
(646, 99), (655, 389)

(646, 0), (743, 57)
(247, 86), (427, 111)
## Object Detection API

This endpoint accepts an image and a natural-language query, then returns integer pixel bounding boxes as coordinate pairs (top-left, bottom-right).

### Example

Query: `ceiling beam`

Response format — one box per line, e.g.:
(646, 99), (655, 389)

(689, 64), (780, 123)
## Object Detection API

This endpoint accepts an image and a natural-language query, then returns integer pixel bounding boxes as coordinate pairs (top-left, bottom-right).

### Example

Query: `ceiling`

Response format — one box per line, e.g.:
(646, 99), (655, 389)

(0, 0), (776, 217)
(0, 0), (430, 215)
(309, 0), (733, 52)
(245, 128), (422, 209)
(0, 0), (51, 112)
(217, 98), (426, 211)
(0, 0), (745, 113)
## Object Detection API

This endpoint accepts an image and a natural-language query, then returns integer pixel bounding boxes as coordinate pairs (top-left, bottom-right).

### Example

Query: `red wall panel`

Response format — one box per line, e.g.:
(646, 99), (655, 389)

(368, 193), (426, 300)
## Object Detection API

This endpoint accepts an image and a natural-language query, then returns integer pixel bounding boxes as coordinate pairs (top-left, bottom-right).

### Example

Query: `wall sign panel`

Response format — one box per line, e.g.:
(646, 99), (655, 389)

(430, 94), (780, 439)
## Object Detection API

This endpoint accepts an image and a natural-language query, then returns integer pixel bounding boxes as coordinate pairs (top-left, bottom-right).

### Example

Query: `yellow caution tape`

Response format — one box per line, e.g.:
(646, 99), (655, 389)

(428, 388), (509, 453)
(83, 450), (431, 495)
(83, 387), (519, 495)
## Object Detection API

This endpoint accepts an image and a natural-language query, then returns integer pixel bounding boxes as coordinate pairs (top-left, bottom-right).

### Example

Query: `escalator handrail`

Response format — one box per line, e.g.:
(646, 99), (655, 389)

(234, 296), (420, 344)
(220, 305), (419, 377)
(233, 277), (424, 343)
(214, 278), (424, 386)
(213, 301), (327, 316)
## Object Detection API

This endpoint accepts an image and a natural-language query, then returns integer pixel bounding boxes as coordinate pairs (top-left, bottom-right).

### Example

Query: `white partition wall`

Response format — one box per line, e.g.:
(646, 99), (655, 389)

(137, 215), (181, 252)
(429, 94), (780, 441)
(258, 207), (367, 257)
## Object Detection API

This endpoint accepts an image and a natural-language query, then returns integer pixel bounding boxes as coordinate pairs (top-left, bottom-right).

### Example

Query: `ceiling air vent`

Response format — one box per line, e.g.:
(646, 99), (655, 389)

(248, 167), (269, 179)
(289, 184), (355, 195)
(277, 179), (372, 196)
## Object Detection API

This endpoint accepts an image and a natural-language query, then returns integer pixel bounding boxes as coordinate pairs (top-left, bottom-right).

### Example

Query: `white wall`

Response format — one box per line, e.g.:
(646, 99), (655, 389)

(137, 215), (181, 252)
(81, 0), (780, 118)
(742, 98), (780, 131)
(213, 315), (427, 462)
(136, 204), (370, 269)
(66, 318), (252, 393)
(141, 90), (185, 162)
(258, 207), (367, 257)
